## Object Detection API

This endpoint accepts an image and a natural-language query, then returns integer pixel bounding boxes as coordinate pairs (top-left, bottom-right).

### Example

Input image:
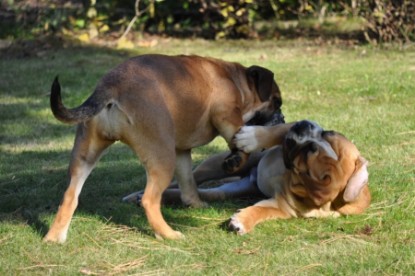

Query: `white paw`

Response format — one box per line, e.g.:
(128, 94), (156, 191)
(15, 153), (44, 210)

(229, 215), (247, 235)
(43, 231), (67, 244)
(234, 126), (259, 153)
(155, 230), (185, 241)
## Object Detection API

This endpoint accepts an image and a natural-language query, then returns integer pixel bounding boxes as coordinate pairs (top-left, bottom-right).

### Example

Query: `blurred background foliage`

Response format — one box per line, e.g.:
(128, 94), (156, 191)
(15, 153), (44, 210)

(0, 0), (414, 44)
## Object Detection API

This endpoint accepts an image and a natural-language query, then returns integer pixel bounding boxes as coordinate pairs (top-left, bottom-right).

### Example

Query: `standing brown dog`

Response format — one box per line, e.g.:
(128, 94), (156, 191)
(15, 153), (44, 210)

(44, 54), (283, 242)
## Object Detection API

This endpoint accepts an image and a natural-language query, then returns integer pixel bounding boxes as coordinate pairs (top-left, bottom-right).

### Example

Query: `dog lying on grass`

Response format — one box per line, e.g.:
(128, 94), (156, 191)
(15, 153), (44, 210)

(124, 120), (370, 235)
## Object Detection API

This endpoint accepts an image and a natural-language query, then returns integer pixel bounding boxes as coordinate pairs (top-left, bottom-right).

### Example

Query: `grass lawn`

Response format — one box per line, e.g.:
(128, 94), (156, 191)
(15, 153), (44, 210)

(1, 39), (414, 275)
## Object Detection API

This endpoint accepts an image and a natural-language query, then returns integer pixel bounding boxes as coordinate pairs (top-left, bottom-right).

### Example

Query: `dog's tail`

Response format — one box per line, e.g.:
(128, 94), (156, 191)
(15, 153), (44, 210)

(50, 76), (110, 124)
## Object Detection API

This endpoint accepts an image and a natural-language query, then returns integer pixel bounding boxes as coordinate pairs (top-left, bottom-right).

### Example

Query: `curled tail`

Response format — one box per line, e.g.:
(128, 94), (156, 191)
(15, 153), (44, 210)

(50, 76), (110, 124)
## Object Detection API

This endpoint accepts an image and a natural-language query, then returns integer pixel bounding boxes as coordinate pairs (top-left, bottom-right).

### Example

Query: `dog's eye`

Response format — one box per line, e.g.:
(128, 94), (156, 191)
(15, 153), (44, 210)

(310, 143), (318, 153)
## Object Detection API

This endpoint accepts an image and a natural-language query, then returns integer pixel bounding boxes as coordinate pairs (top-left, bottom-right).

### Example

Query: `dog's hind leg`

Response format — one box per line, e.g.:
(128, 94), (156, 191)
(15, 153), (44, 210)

(197, 171), (263, 201)
(127, 131), (184, 240)
(44, 124), (114, 243)
(139, 154), (184, 240)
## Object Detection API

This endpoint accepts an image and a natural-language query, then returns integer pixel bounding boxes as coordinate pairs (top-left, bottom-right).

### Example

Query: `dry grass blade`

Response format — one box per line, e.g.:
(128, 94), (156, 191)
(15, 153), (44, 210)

(80, 268), (101, 275)
(129, 269), (167, 276)
(189, 215), (228, 221)
(295, 263), (322, 273)
(110, 237), (193, 255)
(110, 256), (147, 275)
(19, 264), (67, 270)
(83, 232), (104, 250)
(100, 224), (138, 235)
(396, 131), (415, 135)
(81, 256), (147, 276)
(320, 233), (374, 246)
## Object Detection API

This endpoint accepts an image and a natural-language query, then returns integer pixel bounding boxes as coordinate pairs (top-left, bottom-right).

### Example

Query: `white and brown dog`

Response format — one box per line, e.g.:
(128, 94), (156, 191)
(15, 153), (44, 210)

(229, 120), (370, 234)
(134, 120), (371, 234)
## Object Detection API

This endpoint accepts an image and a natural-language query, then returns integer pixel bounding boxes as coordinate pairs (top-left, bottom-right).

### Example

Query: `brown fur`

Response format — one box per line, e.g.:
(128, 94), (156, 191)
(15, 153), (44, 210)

(229, 124), (371, 234)
(44, 54), (282, 242)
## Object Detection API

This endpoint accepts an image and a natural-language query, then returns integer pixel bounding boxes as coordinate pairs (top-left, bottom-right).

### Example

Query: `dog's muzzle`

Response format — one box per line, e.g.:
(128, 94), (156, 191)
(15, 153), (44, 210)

(246, 109), (285, 126)
(283, 120), (338, 169)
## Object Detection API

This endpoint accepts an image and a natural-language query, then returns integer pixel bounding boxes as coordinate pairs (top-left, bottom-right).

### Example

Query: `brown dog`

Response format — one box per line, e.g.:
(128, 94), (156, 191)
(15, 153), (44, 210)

(152, 121), (370, 235)
(229, 120), (370, 234)
(44, 54), (283, 242)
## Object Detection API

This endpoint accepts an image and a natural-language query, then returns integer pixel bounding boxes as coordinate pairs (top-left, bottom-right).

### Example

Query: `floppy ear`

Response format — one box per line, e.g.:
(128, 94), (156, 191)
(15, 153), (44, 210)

(343, 156), (369, 202)
(313, 139), (338, 161)
(247, 65), (276, 102)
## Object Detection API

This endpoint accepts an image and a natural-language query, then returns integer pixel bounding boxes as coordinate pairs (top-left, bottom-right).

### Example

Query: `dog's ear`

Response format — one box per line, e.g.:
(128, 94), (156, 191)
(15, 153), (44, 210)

(343, 156), (369, 202)
(247, 66), (276, 102)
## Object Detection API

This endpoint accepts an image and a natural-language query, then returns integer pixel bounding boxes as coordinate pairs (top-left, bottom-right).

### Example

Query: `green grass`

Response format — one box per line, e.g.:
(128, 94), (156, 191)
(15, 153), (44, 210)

(1, 39), (414, 275)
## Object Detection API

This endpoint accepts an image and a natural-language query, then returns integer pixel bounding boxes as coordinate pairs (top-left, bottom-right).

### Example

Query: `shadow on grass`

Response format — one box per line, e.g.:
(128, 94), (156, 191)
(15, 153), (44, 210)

(0, 42), (263, 240)
(0, 140), (258, 240)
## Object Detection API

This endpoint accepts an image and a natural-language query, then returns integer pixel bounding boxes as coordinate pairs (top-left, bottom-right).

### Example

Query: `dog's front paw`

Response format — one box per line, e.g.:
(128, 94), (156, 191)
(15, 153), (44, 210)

(228, 208), (256, 235)
(234, 126), (260, 152)
(222, 151), (248, 174)
(229, 215), (248, 235)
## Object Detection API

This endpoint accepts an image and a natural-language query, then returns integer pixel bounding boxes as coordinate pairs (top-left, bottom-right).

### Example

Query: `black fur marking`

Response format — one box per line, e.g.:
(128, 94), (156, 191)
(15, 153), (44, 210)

(246, 110), (285, 126)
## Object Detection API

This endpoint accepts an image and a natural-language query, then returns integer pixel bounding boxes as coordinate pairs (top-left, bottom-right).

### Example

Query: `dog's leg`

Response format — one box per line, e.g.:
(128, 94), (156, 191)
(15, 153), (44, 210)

(128, 135), (184, 239)
(157, 174), (262, 203)
(197, 171), (263, 201)
(229, 198), (290, 235)
(174, 149), (207, 208)
(193, 151), (264, 183)
(234, 123), (295, 152)
(123, 151), (265, 204)
(211, 109), (249, 174)
(140, 160), (184, 240)
(44, 125), (113, 243)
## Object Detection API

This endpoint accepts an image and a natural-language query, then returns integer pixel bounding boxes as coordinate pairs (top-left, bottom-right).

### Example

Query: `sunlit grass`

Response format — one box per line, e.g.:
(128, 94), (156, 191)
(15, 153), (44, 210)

(0, 39), (414, 274)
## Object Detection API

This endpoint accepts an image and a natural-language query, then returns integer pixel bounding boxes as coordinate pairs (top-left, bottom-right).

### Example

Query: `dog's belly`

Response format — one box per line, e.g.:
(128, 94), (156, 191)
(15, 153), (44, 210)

(257, 146), (286, 197)
(175, 123), (218, 149)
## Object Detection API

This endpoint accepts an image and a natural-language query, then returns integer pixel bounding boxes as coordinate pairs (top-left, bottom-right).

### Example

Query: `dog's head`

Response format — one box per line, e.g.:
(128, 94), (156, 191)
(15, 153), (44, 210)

(245, 66), (285, 126)
(283, 120), (369, 207)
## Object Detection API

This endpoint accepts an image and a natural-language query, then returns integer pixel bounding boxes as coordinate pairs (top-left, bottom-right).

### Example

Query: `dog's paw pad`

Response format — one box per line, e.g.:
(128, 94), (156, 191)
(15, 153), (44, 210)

(229, 216), (246, 235)
(222, 154), (242, 174)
